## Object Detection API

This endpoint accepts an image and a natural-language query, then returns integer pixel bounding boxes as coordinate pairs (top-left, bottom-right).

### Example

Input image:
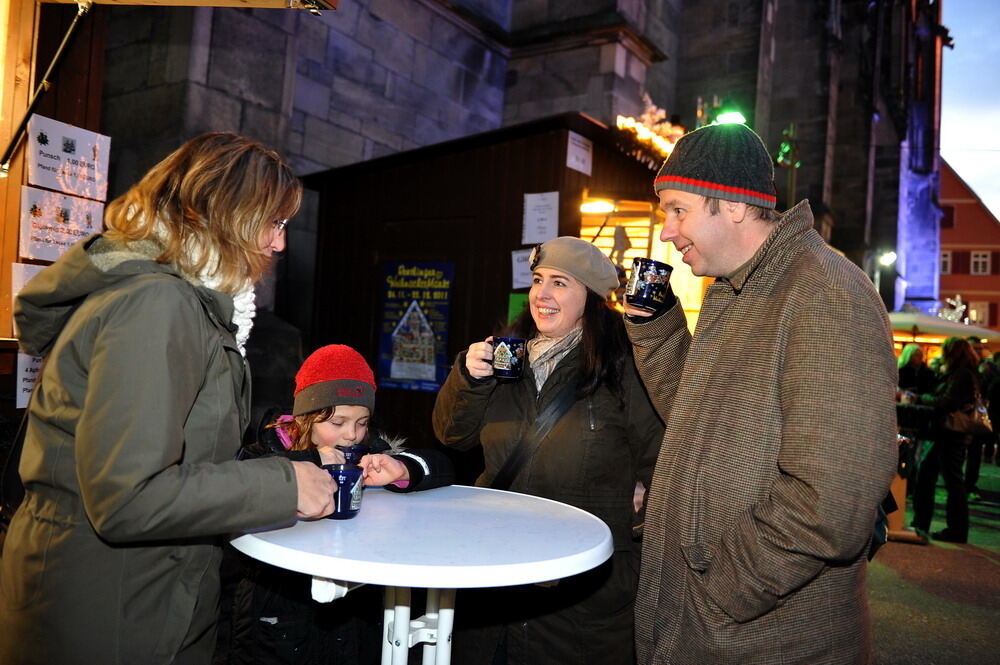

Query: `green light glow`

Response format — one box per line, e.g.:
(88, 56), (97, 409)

(715, 111), (747, 125)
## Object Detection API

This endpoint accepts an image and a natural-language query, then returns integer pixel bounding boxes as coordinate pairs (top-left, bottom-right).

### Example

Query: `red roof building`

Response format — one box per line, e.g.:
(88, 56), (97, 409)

(939, 159), (1000, 330)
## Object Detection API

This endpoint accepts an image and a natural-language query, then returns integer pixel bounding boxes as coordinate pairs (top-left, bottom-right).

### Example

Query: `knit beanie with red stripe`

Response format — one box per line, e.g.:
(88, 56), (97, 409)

(293, 344), (376, 416)
(654, 123), (777, 209)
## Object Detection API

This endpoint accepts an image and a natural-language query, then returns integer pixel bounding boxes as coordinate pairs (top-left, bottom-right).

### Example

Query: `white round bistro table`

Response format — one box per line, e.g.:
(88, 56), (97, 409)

(230, 485), (613, 665)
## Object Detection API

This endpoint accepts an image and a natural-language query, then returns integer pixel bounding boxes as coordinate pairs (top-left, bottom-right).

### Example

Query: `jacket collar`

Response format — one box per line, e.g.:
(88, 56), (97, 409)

(15, 234), (237, 357)
(719, 199), (819, 294)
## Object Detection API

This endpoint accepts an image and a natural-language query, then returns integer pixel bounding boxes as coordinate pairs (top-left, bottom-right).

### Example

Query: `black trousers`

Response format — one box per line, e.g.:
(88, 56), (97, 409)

(912, 433), (969, 540)
(451, 549), (638, 665)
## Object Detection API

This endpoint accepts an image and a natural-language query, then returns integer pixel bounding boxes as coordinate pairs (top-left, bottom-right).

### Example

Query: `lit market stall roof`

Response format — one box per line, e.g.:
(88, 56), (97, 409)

(889, 310), (995, 344)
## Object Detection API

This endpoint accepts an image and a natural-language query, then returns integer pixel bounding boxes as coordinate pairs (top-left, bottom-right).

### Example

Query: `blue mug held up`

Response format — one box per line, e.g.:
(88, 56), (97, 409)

(323, 463), (364, 520)
(625, 258), (673, 313)
(491, 336), (526, 380)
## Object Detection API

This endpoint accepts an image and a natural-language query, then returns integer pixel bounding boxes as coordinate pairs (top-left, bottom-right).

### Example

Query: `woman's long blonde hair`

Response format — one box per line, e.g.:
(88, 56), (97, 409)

(103, 132), (302, 294)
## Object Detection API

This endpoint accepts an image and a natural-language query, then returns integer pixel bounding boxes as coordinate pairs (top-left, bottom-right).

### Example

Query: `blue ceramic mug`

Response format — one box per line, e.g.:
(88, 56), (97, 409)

(491, 336), (526, 380)
(323, 463), (364, 520)
(625, 258), (673, 313)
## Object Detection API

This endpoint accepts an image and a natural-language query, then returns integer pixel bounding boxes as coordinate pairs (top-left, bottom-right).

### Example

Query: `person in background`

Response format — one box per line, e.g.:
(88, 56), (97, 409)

(229, 344), (453, 665)
(911, 336), (979, 543)
(433, 236), (664, 665)
(624, 122), (897, 664)
(898, 343), (936, 396)
(965, 351), (997, 501)
(0, 133), (335, 665)
(984, 352), (1000, 466)
(929, 354), (946, 377)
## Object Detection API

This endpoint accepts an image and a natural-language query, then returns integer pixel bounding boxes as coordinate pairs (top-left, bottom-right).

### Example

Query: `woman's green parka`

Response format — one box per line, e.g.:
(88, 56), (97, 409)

(0, 236), (298, 665)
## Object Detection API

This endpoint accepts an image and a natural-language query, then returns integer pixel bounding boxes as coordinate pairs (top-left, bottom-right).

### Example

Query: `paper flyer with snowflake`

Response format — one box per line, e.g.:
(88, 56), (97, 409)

(19, 185), (103, 261)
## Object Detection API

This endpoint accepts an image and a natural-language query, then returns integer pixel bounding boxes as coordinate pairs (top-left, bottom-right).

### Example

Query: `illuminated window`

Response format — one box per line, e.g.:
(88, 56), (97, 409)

(579, 199), (661, 269)
(940, 250), (951, 275)
(971, 251), (990, 275)
(968, 301), (990, 326)
(579, 195), (711, 331)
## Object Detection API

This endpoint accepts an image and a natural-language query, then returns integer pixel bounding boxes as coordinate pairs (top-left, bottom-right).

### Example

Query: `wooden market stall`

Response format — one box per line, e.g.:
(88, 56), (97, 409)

(301, 112), (670, 459)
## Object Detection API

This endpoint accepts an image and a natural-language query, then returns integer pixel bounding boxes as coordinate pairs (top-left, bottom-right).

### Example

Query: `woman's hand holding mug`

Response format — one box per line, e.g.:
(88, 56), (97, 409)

(466, 337), (495, 379)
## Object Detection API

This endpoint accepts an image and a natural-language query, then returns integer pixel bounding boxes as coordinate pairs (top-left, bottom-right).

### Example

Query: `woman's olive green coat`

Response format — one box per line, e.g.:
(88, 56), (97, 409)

(0, 237), (298, 665)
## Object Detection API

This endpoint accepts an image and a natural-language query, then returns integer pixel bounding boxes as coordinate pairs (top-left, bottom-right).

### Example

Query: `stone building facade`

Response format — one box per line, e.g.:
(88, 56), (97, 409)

(98, 0), (945, 327)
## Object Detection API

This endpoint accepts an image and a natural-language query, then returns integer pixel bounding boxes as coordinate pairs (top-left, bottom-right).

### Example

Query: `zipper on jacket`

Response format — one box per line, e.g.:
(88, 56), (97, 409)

(588, 399), (596, 431)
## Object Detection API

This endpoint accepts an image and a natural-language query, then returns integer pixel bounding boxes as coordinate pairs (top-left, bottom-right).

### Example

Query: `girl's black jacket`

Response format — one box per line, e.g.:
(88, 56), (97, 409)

(227, 410), (454, 665)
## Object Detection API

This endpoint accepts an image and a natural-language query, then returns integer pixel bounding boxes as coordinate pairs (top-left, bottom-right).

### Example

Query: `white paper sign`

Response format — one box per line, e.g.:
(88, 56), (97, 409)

(11, 262), (45, 309)
(12, 263), (46, 403)
(511, 249), (533, 289)
(20, 186), (103, 261)
(521, 192), (559, 245)
(12, 262), (45, 338)
(17, 353), (43, 408)
(27, 114), (111, 201)
(566, 131), (593, 176)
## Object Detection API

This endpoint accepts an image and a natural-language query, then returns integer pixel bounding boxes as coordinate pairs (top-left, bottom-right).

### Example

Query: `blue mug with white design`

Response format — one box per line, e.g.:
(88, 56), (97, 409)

(625, 258), (673, 313)
(491, 336), (526, 380)
(323, 464), (364, 520)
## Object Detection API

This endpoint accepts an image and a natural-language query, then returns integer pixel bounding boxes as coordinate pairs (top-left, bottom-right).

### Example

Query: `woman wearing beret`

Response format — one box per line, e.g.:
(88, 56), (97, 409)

(433, 236), (664, 665)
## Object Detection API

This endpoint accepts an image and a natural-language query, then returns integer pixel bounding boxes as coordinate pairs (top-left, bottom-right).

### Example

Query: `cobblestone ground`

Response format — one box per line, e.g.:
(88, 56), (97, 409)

(870, 458), (999, 665)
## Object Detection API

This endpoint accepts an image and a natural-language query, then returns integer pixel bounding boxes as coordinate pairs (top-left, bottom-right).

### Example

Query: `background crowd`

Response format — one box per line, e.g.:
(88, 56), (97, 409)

(897, 337), (999, 545)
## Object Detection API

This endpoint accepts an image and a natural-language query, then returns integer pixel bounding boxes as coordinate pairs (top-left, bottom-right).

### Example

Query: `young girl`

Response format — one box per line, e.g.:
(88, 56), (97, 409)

(229, 344), (453, 665)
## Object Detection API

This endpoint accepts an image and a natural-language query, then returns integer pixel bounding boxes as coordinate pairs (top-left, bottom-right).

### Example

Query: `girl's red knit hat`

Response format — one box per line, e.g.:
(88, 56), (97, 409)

(292, 344), (376, 416)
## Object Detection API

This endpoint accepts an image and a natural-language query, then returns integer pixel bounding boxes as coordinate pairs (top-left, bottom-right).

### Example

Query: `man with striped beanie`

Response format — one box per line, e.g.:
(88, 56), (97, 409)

(623, 121), (898, 665)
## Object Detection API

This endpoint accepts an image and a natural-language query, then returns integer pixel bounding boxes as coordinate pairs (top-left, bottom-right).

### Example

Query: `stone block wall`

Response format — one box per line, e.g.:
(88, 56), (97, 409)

(103, 7), (298, 197)
(103, 1), (511, 186)
(288, 0), (508, 174)
(768, 0), (837, 209)
(504, 0), (680, 128)
(675, 0), (767, 132)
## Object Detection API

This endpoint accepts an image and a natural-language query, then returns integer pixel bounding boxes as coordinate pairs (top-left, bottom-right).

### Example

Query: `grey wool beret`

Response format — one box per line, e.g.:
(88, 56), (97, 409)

(528, 236), (619, 297)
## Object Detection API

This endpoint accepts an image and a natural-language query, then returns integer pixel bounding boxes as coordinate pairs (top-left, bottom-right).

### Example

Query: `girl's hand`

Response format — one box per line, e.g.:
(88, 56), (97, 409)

(358, 454), (409, 486)
(465, 337), (495, 379)
(317, 445), (346, 466)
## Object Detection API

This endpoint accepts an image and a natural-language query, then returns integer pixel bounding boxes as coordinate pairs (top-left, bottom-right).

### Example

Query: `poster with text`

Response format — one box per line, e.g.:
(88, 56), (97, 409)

(20, 186), (103, 261)
(27, 114), (111, 201)
(378, 262), (454, 392)
(12, 263), (46, 404)
(511, 248), (532, 289)
(521, 191), (559, 245)
(16, 353), (43, 409)
(566, 131), (593, 175)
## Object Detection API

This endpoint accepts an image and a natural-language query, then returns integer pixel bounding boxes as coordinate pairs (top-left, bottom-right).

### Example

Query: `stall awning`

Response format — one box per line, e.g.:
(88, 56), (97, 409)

(889, 311), (996, 343)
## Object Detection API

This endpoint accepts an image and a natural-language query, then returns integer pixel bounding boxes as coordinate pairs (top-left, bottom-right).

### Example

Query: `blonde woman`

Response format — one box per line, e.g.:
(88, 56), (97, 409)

(0, 133), (334, 665)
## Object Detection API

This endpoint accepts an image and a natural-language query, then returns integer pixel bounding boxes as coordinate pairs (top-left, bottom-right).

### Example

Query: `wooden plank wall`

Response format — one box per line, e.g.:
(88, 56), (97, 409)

(306, 116), (657, 480)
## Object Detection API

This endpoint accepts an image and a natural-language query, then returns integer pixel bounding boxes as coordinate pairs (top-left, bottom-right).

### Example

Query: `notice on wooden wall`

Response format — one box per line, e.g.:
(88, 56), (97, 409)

(521, 191), (559, 245)
(16, 354), (43, 409)
(19, 186), (103, 261)
(511, 249), (532, 289)
(566, 131), (593, 176)
(26, 114), (111, 202)
(11, 262), (46, 408)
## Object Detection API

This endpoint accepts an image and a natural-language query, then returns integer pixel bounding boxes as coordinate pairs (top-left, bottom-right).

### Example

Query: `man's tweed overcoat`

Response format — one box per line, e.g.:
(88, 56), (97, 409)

(625, 200), (898, 664)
